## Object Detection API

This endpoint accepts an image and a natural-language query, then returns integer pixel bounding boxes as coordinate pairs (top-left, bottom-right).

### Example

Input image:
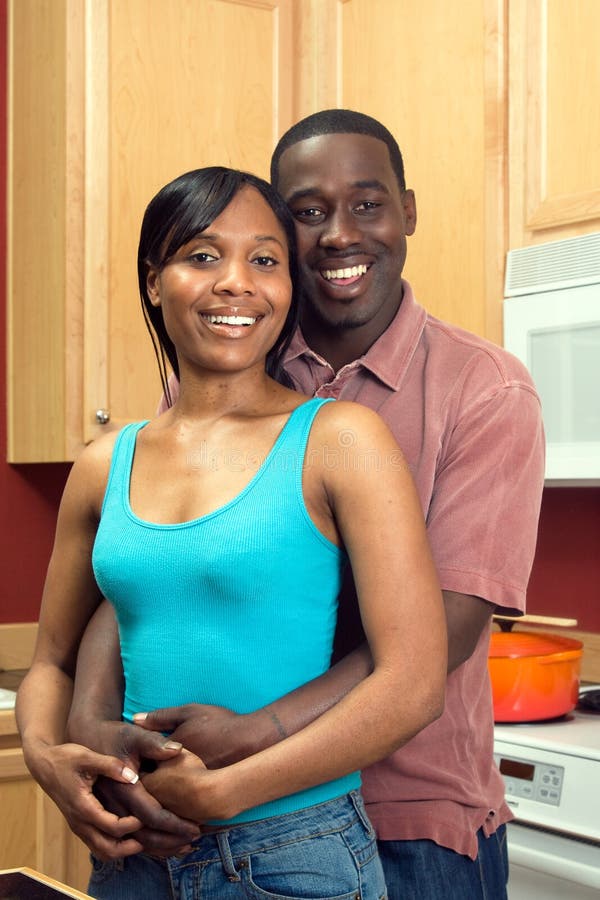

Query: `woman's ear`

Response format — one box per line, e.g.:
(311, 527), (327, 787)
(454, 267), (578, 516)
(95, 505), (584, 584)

(146, 266), (161, 307)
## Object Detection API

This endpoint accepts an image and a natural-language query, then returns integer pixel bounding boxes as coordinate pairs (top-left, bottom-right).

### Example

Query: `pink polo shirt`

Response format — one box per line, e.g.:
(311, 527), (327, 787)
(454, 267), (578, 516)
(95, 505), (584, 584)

(159, 281), (545, 857)
(284, 282), (544, 858)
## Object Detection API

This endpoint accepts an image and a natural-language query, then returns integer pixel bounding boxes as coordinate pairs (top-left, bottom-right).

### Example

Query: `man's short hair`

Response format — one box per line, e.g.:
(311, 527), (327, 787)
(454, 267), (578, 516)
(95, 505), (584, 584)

(270, 109), (406, 193)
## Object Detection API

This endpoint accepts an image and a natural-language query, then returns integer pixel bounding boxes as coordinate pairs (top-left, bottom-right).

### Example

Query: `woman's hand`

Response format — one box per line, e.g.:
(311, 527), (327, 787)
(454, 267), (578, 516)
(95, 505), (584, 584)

(141, 750), (235, 824)
(24, 740), (144, 860)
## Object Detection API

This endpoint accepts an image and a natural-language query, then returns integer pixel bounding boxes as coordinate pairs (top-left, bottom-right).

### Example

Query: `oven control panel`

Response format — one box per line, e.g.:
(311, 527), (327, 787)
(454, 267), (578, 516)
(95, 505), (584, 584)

(494, 753), (564, 806)
(493, 717), (600, 839)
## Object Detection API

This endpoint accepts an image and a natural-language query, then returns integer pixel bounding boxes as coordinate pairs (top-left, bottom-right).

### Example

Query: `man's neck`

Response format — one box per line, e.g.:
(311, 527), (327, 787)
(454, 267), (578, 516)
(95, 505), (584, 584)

(301, 291), (403, 374)
(301, 322), (374, 373)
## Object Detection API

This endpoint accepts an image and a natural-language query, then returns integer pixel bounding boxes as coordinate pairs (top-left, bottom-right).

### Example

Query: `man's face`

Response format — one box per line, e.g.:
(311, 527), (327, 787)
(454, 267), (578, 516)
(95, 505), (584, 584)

(276, 133), (416, 339)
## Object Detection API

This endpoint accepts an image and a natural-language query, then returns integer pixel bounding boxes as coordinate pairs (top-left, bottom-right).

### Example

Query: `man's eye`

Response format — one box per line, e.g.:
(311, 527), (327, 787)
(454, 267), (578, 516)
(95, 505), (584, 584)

(294, 208), (324, 220)
(189, 251), (217, 264)
(355, 201), (380, 212)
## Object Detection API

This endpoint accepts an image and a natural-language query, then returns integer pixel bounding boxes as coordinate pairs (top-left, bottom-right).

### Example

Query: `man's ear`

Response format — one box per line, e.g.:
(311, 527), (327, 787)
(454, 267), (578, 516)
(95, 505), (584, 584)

(402, 189), (417, 236)
(147, 266), (161, 307)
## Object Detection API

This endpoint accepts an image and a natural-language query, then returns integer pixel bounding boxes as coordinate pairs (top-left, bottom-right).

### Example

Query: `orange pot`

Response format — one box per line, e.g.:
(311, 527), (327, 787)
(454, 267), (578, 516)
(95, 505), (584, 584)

(488, 631), (583, 722)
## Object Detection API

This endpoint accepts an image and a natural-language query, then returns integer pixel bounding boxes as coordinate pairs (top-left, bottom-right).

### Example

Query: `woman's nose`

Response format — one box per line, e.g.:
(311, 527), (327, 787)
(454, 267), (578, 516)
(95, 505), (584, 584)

(319, 210), (362, 249)
(213, 260), (255, 295)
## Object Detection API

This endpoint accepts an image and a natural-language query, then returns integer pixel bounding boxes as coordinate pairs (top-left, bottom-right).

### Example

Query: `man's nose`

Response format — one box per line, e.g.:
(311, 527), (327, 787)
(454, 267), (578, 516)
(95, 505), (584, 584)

(318, 210), (362, 249)
(213, 260), (255, 295)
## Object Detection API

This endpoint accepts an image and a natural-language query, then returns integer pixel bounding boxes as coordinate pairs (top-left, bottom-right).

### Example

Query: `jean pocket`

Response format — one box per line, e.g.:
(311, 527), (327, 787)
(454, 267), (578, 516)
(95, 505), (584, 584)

(88, 853), (120, 886)
(241, 832), (362, 899)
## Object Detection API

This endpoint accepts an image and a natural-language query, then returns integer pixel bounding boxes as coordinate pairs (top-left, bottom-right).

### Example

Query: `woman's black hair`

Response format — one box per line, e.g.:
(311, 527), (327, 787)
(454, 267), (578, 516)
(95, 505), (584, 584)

(138, 167), (301, 403)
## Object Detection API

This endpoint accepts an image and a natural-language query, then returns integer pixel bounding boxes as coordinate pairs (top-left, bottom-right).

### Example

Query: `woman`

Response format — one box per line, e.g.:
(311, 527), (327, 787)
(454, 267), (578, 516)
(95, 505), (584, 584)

(17, 168), (446, 899)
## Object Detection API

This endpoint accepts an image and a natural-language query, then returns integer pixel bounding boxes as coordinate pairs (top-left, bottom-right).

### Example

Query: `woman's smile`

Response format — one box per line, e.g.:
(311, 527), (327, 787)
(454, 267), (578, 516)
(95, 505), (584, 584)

(199, 306), (265, 335)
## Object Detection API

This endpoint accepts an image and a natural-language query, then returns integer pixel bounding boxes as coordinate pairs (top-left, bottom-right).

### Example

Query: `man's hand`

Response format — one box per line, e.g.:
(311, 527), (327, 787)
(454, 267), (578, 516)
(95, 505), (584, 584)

(133, 704), (263, 768)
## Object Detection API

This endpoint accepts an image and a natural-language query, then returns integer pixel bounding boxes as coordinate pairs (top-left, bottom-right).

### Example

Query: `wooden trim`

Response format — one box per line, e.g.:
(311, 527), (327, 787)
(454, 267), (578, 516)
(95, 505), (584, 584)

(64, 0), (86, 458)
(82, 0), (109, 446)
(0, 712), (18, 741)
(0, 623), (37, 670)
(0, 747), (29, 780)
(273, 0), (294, 138)
(0, 868), (93, 899)
(483, 0), (508, 346)
(527, 189), (600, 230)
(292, 0), (343, 118)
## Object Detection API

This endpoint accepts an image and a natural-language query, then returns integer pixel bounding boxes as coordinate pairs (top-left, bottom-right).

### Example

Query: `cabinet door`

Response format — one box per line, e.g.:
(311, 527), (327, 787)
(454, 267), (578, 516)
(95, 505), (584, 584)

(0, 747), (90, 892)
(7, 0), (294, 462)
(294, 0), (507, 344)
(508, 0), (600, 247)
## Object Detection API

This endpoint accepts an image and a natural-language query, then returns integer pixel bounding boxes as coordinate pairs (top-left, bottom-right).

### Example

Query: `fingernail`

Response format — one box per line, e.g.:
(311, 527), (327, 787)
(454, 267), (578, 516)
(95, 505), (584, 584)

(164, 741), (182, 750)
(133, 712), (148, 722)
(122, 766), (139, 784)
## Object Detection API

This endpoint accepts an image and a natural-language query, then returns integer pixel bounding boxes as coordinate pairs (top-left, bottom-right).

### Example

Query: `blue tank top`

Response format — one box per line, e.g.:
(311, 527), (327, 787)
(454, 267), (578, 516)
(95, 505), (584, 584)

(92, 398), (360, 823)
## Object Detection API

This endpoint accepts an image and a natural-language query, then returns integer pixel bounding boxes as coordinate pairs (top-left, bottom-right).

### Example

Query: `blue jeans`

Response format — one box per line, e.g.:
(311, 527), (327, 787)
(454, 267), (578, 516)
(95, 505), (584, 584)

(88, 791), (387, 900)
(377, 824), (508, 900)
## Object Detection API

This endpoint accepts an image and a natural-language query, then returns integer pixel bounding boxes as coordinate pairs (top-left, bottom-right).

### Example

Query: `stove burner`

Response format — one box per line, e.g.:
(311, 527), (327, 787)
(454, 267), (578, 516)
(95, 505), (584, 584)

(578, 688), (600, 712)
(495, 712), (575, 726)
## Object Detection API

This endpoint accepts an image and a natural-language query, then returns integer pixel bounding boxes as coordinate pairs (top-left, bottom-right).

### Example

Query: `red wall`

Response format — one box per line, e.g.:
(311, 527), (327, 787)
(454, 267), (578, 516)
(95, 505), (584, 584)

(0, 0), (598, 629)
(527, 488), (600, 631)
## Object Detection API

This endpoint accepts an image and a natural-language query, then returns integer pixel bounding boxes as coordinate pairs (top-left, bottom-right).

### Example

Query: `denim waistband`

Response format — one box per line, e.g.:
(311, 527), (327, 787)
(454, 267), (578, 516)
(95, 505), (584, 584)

(174, 790), (372, 865)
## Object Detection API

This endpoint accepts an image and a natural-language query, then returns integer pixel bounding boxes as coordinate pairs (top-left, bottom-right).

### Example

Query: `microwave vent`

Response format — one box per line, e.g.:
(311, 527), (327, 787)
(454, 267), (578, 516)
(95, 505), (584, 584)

(505, 231), (600, 297)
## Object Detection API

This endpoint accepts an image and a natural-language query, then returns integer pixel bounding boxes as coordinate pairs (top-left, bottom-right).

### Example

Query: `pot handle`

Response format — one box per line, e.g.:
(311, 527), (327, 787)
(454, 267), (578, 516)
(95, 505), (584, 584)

(538, 649), (582, 664)
(493, 614), (578, 627)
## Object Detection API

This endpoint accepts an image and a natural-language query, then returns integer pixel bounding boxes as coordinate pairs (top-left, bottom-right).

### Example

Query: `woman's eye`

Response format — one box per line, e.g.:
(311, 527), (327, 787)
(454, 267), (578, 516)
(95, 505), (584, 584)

(253, 255), (278, 267)
(189, 251), (217, 264)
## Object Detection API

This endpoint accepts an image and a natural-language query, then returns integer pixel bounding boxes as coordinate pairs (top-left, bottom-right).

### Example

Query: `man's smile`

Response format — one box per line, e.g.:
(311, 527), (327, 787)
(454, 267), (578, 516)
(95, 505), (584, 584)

(320, 263), (370, 283)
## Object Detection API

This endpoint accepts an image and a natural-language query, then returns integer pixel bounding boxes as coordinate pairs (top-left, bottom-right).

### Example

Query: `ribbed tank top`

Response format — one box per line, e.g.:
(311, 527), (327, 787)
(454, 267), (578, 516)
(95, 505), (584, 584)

(92, 398), (360, 823)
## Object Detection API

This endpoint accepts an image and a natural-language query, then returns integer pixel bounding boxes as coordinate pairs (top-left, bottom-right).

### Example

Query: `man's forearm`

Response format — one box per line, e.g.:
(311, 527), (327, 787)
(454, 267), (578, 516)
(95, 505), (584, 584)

(137, 643), (375, 768)
(67, 600), (124, 749)
(255, 643), (373, 745)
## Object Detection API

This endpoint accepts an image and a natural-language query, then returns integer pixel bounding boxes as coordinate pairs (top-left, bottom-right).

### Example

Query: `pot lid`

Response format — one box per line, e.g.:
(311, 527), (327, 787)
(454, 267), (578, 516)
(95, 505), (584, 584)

(489, 631), (583, 659)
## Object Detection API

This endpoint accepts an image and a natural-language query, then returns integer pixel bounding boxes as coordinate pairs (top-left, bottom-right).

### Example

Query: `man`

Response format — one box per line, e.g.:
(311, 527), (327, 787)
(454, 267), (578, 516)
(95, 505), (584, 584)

(53, 111), (547, 899)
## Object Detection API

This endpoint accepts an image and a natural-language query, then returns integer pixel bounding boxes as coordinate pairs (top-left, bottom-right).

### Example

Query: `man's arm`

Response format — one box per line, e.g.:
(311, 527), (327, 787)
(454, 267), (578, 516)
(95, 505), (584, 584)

(443, 590), (495, 671)
(70, 599), (373, 767)
(67, 600), (201, 856)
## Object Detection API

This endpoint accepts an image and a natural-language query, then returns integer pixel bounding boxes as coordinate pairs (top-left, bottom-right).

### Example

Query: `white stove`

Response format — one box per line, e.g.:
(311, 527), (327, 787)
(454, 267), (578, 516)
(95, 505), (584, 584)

(493, 692), (600, 898)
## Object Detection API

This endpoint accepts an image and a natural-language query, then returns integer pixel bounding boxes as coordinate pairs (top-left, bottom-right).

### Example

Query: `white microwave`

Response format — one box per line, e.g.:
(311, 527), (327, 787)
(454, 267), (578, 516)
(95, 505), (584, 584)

(503, 231), (600, 485)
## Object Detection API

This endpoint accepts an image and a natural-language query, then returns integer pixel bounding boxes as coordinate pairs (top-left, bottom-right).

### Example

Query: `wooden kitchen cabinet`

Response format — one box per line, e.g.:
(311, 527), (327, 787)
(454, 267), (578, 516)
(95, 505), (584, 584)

(9, 1), (600, 464)
(7, 0), (294, 462)
(5, 0), (513, 462)
(508, 0), (600, 249)
(0, 713), (90, 892)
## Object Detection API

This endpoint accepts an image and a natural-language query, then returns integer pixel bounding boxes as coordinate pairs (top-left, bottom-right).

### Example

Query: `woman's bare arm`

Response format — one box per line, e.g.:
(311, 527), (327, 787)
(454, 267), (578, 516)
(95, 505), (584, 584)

(15, 436), (196, 859)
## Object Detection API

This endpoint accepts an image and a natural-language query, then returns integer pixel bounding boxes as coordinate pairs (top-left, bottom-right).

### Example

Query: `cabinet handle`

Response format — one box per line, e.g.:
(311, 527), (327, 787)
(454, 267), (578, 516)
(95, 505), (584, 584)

(95, 408), (111, 425)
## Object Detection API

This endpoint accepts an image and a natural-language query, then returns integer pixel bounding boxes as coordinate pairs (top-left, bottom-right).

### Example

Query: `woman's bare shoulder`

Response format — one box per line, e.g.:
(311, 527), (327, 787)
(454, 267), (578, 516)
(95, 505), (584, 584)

(63, 427), (123, 510)
(314, 399), (401, 448)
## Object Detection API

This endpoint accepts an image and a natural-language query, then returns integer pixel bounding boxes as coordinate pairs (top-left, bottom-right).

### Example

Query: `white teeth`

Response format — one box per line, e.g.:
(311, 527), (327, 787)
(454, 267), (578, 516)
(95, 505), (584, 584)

(204, 315), (257, 325)
(322, 264), (368, 280)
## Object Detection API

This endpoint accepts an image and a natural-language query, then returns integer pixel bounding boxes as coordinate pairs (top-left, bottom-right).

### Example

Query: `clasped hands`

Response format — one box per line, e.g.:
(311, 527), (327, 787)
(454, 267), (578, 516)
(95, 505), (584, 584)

(67, 702), (257, 859)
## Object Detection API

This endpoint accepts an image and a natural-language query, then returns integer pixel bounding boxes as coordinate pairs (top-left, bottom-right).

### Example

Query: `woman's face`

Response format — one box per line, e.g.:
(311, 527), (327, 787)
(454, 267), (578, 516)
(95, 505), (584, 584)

(147, 185), (292, 378)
